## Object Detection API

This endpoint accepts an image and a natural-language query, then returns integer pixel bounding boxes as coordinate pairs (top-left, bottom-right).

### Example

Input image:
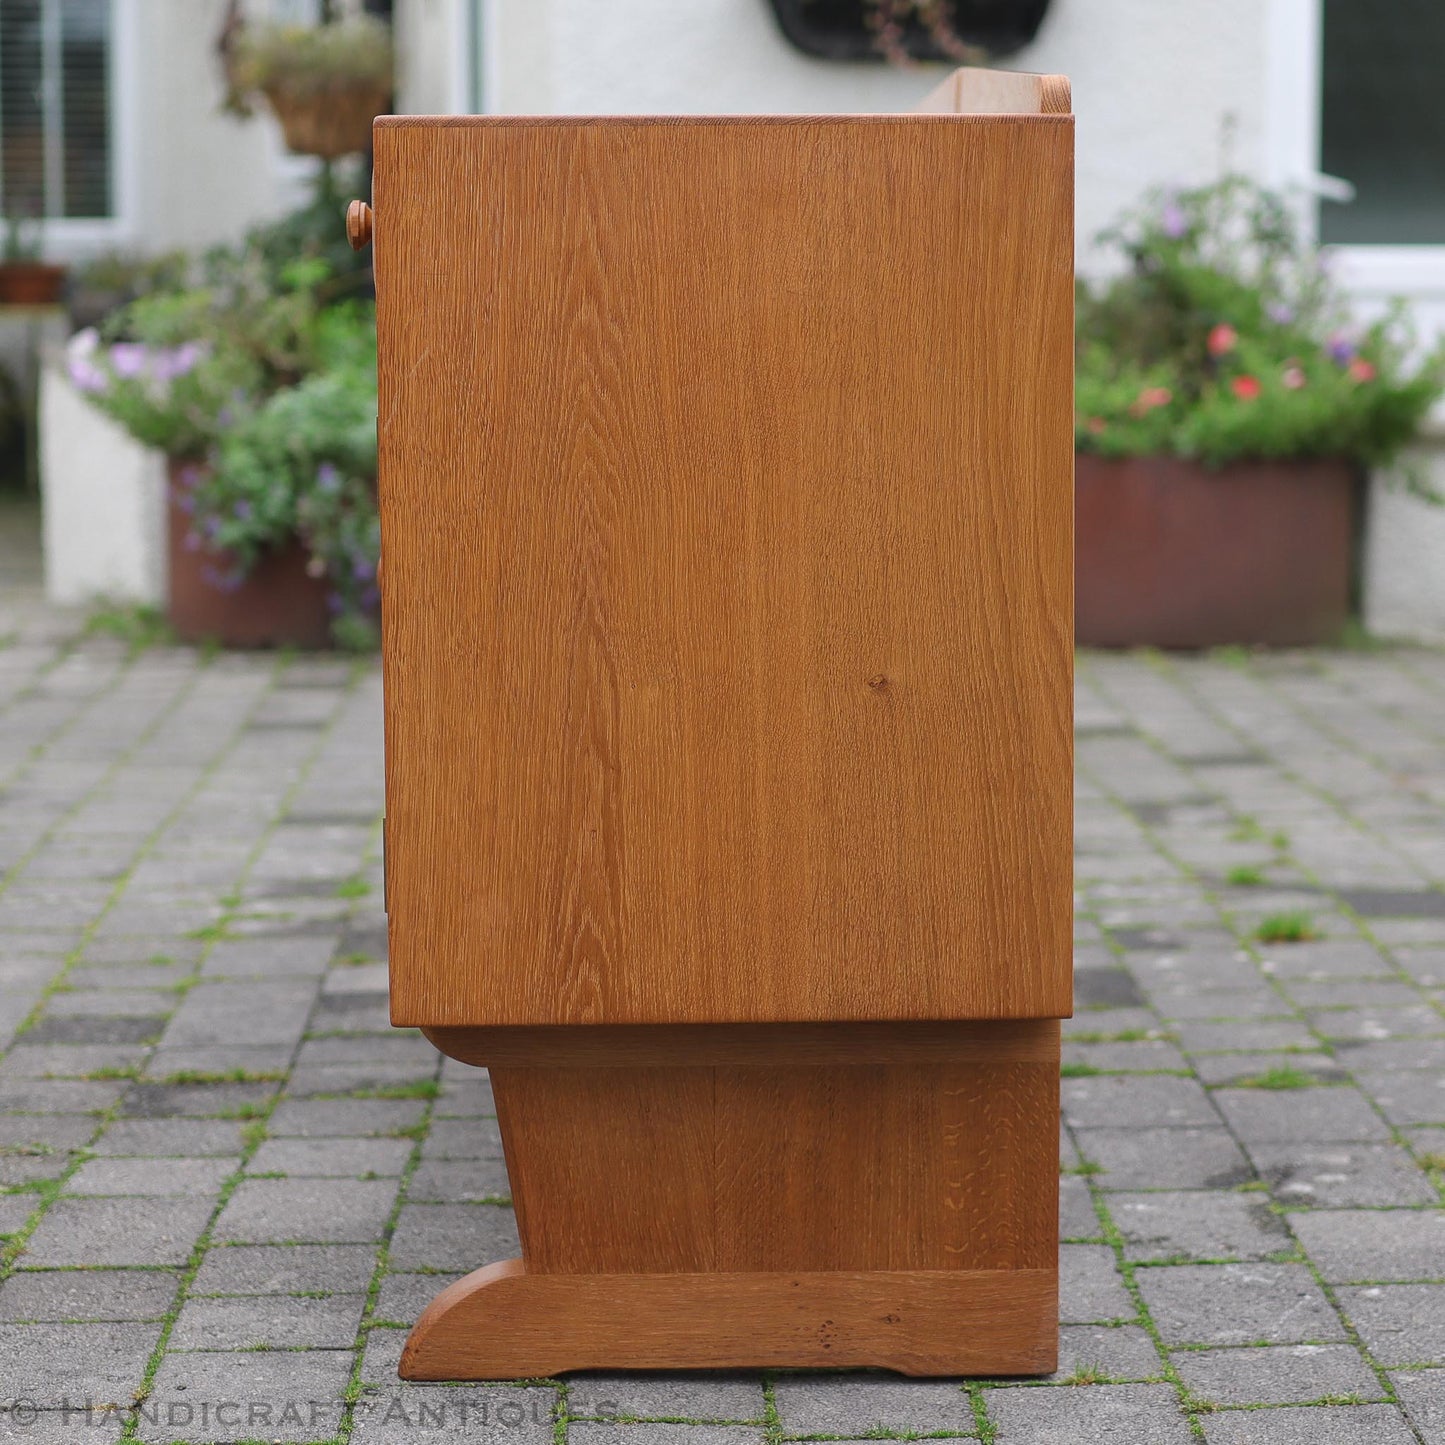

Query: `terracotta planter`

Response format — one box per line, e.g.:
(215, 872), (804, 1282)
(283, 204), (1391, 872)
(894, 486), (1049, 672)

(0, 262), (66, 306)
(167, 462), (333, 649)
(1075, 453), (1358, 649)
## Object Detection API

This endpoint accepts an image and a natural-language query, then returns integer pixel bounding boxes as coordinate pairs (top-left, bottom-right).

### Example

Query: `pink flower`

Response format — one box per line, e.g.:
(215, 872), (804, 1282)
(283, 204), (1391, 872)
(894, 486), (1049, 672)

(1207, 324), (1238, 357)
(1347, 358), (1377, 383)
(1128, 386), (1173, 418)
(1085, 416), (1106, 435)
(1231, 375), (1262, 400)
(1282, 365), (1307, 390)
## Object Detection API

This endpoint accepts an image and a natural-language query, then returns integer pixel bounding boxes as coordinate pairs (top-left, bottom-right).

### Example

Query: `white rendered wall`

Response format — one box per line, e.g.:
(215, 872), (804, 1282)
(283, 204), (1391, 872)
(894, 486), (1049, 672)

(481, 0), (1268, 268)
(39, 361), (167, 609)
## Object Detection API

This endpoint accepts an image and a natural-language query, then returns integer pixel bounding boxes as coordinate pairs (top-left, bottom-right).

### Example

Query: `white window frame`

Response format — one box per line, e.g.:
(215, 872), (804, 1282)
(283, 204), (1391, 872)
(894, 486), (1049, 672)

(1265, 0), (1445, 305)
(0, 0), (140, 258)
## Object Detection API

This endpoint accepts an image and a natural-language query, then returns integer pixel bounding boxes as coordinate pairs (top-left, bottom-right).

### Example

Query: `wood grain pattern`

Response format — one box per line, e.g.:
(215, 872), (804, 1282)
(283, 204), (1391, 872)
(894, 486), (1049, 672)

(374, 113), (1074, 1028)
(401, 1261), (1058, 1379)
(914, 67), (1070, 115)
(485, 1021), (1057, 1276)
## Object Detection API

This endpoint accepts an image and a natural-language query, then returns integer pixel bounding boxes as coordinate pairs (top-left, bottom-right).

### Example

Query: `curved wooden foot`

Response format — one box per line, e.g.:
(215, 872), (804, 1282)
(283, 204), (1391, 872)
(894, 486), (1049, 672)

(400, 1259), (1057, 1379)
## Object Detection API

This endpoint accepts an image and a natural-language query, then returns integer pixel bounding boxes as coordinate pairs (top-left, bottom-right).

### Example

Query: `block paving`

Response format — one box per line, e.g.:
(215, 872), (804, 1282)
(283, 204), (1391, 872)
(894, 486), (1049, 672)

(1, 506), (1444, 1441)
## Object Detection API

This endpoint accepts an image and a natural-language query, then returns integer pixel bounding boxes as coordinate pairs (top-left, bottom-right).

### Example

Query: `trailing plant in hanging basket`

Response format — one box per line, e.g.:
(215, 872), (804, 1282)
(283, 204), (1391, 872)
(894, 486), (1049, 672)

(233, 15), (393, 160)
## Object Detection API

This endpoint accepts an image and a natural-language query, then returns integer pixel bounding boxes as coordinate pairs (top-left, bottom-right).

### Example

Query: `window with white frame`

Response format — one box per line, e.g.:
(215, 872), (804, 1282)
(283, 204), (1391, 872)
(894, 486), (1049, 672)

(0, 0), (111, 222)
(1320, 0), (1445, 245)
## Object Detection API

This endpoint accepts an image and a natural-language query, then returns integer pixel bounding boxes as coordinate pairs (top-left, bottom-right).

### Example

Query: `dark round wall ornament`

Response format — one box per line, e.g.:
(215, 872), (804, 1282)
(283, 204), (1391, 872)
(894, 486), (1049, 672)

(766, 0), (1052, 64)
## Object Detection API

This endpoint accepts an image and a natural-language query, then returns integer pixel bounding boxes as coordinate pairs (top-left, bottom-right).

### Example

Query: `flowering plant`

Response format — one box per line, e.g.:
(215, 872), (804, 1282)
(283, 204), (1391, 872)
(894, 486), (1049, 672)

(68, 203), (380, 647)
(1076, 176), (1445, 473)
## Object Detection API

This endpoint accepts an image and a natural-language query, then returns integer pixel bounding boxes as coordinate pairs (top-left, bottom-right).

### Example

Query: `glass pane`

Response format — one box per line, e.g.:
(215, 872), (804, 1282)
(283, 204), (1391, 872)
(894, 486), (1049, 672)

(0, 0), (46, 220)
(60, 0), (109, 217)
(1321, 0), (1445, 244)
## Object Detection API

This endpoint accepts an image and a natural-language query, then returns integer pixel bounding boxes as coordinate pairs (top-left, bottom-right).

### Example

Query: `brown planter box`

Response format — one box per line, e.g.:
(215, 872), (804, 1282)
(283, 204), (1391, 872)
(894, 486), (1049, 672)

(167, 462), (333, 649)
(0, 262), (66, 306)
(1075, 453), (1358, 649)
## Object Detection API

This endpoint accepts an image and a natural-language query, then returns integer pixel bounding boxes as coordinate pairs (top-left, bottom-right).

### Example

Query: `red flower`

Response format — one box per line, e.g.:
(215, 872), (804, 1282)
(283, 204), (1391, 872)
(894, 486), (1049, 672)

(1348, 358), (1377, 383)
(1231, 375), (1262, 400)
(1207, 324), (1238, 357)
(1128, 386), (1173, 418)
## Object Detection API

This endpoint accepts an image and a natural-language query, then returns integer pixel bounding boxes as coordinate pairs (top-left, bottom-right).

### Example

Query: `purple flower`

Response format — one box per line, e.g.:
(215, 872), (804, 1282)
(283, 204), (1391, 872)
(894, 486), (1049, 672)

(184, 529), (203, 553)
(151, 341), (205, 383)
(175, 463), (202, 490)
(1268, 302), (1295, 325)
(108, 343), (150, 379)
(1160, 200), (1187, 239)
(1328, 331), (1356, 365)
(360, 584), (381, 611)
(176, 491), (196, 515)
(326, 590), (345, 615)
(65, 328), (109, 395)
(316, 463), (341, 493)
(351, 556), (375, 582)
(233, 500), (253, 521)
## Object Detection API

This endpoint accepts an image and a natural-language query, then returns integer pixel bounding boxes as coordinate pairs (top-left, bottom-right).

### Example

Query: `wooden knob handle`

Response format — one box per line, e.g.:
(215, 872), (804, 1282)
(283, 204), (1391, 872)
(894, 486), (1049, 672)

(347, 199), (373, 251)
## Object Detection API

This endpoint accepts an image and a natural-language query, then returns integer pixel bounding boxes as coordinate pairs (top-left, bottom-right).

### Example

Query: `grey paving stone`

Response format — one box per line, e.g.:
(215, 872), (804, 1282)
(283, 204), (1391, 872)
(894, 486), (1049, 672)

(0, 1042), (145, 1078)
(773, 1375), (975, 1436)
(1212, 1088), (1391, 1144)
(119, 1080), (276, 1119)
(247, 1137), (415, 1177)
(570, 1373), (766, 1423)
(66, 1157), (233, 1197)
(0, 1079), (125, 1114)
(19, 1197), (213, 1267)
(372, 1272), (464, 1326)
(1358, 1070), (1445, 1126)
(1064, 1075), (1218, 1129)
(350, 1385), (557, 1443)
(387, 1203), (521, 1271)
(0, 1320), (162, 1409)
(1060, 1245), (1135, 1324)
(0, 1193), (36, 1236)
(1178, 1021), (1321, 1052)
(1060, 1174), (1103, 1239)
(1172, 1343), (1382, 1406)
(1392, 1368), (1445, 1443)
(1259, 940), (1396, 980)
(213, 1177), (397, 1244)
(190, 1243), (378, 1296)
(1053, 1324), (1164, 1382)
(984, 1381), (1192, 1443)
(89, 1118), (246, 1156)
(0, 1269), (180, 1322)
(1110, 1192), (1291, 1263)
(1134, 1264), (1344, 1347)
(420, 1117), (507, 1159)
(1200, 1402), (1419, 1444)
(1078, 1127), (1253, 1190)
(1250, 1143), (1437, 1207)
(1063, 1040), (1191, 1072)
(160, 980), (317, 1051)
(1193, 1053), (1344, 1087)
(20, 1015), (167, 1047)
(567, 1429), (762, 1445)
(169, 1293), (366, 1350)
(1308, 1005), (1445, 1041)
(1289, 1210), (1445, 1284)
(138, 1348), (354, 1444)
(407, 1158), (511, 1204)
(267, 1098), (427, 1138)
(0, 1407), (125, 1443)
(1337, 1037), (1445, 1071)
(1337, 1284), (1445, 1367)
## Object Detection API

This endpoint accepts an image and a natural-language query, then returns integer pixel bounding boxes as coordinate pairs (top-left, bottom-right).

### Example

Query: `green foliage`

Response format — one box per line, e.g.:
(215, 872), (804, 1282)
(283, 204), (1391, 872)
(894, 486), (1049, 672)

(70, 202), (379, 646)
(234, 16), (393, 100)
(1077, 176), (1445, 473)
(1235, 1066), (1317, 1090)
(1255, 910), (1319, 943)
(1225, 864), (1265, 887)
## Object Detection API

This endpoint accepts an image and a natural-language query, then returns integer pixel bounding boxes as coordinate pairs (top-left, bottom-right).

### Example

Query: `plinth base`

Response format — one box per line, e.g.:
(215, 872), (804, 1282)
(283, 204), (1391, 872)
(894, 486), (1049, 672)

(402, 1259), (1057, 1378)
(402, 1021), (1061, 1379)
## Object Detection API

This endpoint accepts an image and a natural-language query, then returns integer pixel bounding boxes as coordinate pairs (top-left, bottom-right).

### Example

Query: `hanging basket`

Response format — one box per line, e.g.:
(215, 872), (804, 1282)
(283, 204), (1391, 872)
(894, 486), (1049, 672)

(263, 78), (391, 160)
